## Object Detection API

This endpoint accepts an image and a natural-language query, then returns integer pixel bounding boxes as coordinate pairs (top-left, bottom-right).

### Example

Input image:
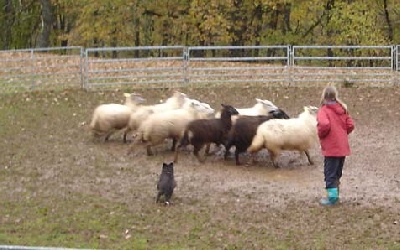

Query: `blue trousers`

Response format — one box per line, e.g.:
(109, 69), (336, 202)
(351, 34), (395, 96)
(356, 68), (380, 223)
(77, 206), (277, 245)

(324, 156), (346, 188)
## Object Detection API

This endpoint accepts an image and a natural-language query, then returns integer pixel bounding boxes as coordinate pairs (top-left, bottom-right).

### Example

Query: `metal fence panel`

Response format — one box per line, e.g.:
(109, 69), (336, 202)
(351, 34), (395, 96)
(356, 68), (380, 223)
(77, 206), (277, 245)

(186, 46), (290, 86)
(291, 45), (396, 86)
(0, 47), (83, 92)
(83, 46), (186, 89)
(0, 45), (399, 93)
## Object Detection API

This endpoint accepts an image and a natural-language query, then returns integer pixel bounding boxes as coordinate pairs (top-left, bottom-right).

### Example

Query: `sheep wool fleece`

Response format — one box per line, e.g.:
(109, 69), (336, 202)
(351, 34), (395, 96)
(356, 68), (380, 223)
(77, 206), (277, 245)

(317, 102), (355, 156)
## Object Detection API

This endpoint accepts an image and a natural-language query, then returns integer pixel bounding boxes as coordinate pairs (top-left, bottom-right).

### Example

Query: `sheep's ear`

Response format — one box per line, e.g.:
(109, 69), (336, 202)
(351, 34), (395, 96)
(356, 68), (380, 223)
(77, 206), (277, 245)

(255, 98), (262, 103)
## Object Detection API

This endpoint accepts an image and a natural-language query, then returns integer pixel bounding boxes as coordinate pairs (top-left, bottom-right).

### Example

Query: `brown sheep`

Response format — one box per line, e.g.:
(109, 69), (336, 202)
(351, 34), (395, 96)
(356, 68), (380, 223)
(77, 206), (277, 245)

(173, 104), (239, 163)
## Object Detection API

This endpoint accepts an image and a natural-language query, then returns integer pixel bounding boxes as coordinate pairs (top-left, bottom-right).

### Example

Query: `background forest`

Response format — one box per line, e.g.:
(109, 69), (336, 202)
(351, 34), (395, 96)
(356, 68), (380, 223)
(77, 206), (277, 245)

(0, 0), (399, 50)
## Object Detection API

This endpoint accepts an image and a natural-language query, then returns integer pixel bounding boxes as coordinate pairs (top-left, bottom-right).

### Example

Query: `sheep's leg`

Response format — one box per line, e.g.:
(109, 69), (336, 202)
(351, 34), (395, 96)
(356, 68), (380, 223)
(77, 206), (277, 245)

(171, 138), (177, 151)
(224, 141), (233, 160)
(224, 149), (231, 160)
(246, 152), (257, 166)
(123, 128), (129, 143)
(194, 145), (206, 163)
(205, 143), (211, 155)
(123, 134), (128, 143)
(235, 149), (242, 166)
(104, 131), (114, 141)
(173, 146), (180, 163)
(146, 145), (154, 156)
(269, 150), (279, 168)
(304, 150), (314, 165)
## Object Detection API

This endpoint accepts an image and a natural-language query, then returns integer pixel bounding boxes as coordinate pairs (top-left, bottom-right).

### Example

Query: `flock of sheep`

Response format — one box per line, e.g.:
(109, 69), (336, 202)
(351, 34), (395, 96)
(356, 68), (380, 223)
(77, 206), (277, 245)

(89, 90), (320, 168)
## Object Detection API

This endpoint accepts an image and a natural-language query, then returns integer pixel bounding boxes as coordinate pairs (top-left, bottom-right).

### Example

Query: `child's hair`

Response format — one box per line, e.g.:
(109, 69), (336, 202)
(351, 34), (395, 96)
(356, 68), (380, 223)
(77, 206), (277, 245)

(320, 85), (348, 112)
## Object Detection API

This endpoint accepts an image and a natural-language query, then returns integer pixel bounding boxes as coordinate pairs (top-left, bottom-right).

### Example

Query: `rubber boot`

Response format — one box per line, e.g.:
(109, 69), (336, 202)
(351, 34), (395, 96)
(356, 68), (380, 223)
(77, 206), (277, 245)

(320, 188), (339, 206)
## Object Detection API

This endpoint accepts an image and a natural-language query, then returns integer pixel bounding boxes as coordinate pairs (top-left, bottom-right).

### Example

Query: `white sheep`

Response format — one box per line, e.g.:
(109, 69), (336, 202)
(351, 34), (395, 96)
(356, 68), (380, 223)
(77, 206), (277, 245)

(183, 97), (215, 118)
(89, 93), (146, 142)
(130, 99), (215, 156)
(247, 106), (319, 167)
(123, 91), (188, 141)
(215, 98), (278, 119)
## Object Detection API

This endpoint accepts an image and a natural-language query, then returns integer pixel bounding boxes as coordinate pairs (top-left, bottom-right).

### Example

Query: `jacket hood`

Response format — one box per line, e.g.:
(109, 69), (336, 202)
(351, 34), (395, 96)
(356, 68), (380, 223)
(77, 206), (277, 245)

(325, 102), (346, 115)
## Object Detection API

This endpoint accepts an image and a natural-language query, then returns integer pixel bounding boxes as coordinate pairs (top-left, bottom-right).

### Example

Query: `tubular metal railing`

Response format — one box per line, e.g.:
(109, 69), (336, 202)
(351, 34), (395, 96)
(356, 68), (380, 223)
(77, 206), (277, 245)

(0, 45), (399, 92)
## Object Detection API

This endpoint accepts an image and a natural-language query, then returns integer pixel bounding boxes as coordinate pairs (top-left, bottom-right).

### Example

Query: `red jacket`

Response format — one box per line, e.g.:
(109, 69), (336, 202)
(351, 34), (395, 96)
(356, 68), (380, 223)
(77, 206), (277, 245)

(317, 102), (355, 156)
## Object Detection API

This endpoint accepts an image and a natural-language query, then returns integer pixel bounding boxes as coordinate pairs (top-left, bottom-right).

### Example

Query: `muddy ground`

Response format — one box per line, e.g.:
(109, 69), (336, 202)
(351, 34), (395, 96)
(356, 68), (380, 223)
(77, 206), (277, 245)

(0, 85), (399, 249)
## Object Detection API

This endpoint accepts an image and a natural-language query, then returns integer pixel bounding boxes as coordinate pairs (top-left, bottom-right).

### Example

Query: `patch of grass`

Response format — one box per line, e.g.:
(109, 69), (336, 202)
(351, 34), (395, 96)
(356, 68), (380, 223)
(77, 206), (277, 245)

(0, 193), (152, 249)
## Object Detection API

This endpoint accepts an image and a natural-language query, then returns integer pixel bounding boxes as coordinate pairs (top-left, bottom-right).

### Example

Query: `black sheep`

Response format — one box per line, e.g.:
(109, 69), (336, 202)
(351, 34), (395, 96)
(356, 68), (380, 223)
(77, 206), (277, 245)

(174, 104), (239, 163)
(224, 109), (290, 165)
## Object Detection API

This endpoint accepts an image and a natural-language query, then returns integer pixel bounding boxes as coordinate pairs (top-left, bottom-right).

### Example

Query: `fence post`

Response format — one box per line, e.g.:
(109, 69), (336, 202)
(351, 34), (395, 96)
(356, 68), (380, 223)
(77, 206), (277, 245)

(395, 45), (398, 71)
(288, 45), (294, 87)
(396, 45), (399, 85)
(183, 47), (189, 86)
(30, 49), (36, 90)
(82, 48), (88, 89)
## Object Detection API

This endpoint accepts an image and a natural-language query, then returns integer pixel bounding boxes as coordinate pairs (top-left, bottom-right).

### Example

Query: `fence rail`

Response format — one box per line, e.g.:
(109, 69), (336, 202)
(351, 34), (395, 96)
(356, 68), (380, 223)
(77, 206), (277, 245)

(0, 45), (399, 92)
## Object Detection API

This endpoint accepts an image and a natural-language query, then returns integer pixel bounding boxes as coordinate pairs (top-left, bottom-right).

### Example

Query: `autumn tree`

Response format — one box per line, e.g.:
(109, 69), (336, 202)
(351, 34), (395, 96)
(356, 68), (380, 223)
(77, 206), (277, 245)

(1, 0), (399, 49)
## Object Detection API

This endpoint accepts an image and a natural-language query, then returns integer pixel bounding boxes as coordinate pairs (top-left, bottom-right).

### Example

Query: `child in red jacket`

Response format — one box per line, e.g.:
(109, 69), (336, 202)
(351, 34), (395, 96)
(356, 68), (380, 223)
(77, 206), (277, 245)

(317, 86), (355, 206)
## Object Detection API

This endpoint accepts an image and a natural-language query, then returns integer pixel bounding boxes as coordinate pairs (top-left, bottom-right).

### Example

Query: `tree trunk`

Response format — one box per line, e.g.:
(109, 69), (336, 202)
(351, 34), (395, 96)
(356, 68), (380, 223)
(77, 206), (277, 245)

(230, 0), (246, 56)
(37, 0), (53, 48)
(3, 0), (14, 49)
(283, 3), (292, 34)
(253, 4), (263, 57)
(383, 0), (393, 42)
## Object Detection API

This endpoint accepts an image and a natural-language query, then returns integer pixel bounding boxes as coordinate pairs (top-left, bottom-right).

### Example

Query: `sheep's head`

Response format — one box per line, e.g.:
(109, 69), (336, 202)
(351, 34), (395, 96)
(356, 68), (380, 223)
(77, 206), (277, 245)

(171, 90), (187, 99)
(201, 103), (215, 115)
(221, 104), (239, 116)
(269, 109), (290, 119)
(166, 91), (187, 107)
(256, 98), (279, 111)
(124, 93), (146, 106)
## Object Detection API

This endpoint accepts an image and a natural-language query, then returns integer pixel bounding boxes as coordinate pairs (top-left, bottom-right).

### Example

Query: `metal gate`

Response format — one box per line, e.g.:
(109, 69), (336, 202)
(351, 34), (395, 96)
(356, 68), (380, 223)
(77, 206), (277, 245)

(185, 45), (290, 86)
(0, 46), (83, 92)
(83, 46), (185, 89)
(291, 45), (396, 86)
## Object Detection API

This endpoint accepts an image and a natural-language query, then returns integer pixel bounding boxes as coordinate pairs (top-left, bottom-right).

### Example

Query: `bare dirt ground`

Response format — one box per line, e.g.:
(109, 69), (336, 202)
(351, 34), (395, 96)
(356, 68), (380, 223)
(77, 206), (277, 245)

(0, 85), (399, 249)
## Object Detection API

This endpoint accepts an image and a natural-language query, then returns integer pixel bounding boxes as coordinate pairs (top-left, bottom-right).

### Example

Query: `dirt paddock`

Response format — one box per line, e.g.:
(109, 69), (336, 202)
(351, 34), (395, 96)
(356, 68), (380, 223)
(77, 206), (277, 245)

(0, 85), (399, 249)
